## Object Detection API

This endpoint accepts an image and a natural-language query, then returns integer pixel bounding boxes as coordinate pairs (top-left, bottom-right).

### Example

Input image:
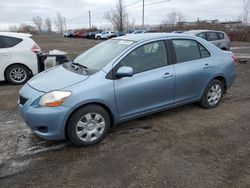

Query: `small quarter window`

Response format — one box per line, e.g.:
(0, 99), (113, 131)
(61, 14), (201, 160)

(217, 32), (224, 40)
(199, 44), (210, 58)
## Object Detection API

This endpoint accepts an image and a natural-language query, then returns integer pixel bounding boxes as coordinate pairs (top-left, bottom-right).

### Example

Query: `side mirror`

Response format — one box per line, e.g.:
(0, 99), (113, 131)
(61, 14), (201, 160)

(116, 66), (133, 78)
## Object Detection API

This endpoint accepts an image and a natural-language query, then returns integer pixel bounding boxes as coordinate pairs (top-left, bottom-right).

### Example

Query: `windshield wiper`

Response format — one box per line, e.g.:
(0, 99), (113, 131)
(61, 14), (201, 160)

(71, 62), (88, 70)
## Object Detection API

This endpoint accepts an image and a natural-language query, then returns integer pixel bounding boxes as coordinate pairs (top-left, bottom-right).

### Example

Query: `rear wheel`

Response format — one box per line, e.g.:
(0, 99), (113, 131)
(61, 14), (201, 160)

(5, 64), (30, 85)
(67, 105), (110, 146)
(97, 36), (101, 40)
(200, 79), (224, 109)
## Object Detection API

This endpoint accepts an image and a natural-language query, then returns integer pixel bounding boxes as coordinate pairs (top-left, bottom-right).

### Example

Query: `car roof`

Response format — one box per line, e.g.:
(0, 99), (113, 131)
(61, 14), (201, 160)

(185, 30), (225, 35)
(0, 32), (32, 39)
(113, 33), (195, 42)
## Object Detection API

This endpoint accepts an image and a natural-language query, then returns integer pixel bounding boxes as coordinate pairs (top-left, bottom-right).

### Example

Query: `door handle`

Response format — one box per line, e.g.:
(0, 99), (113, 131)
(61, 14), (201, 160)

(204, 64), (212, 69)
(162, 72), (174, 78)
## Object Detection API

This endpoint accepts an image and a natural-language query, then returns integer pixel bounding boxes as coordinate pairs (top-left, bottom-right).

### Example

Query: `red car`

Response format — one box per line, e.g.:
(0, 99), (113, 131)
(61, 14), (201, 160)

(74, 31), (85, 38)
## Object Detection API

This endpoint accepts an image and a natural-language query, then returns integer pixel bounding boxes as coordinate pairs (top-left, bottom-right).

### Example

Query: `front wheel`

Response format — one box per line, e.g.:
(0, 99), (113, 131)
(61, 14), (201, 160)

(67, 105), (110, 146)
(200, 79), (224, 109)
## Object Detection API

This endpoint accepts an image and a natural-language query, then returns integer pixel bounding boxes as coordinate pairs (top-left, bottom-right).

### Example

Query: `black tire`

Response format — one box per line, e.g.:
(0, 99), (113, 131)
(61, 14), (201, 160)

(97, 36), (101, 40)
(67, 105), (110, 146)
(200, 79), (224, 109)
(5, 64), (31, 85)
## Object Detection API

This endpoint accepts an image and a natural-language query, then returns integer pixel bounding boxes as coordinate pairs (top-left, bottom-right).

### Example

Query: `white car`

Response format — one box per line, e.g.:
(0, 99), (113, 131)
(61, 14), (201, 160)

(0, 32), (41, 84)
(95, 31), (116, 39)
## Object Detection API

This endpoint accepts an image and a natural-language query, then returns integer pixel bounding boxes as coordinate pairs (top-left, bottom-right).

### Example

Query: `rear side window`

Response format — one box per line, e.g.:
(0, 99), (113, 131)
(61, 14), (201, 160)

(0, 36), (23, 48)
(206, 32), (219, 41)
(172, 39), (210, 63)
(0, 40), (5, 48)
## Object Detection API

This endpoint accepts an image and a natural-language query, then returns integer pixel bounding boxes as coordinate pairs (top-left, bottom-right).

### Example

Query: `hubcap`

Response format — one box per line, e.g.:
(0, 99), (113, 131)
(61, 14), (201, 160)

(207, 84), (222, 106)
(76, 113), (105, 142)
(10, 68), (27, 83)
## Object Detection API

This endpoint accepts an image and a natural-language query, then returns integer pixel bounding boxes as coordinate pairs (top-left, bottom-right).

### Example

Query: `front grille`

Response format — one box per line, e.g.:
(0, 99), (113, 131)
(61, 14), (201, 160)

(19, 95), (28, 105)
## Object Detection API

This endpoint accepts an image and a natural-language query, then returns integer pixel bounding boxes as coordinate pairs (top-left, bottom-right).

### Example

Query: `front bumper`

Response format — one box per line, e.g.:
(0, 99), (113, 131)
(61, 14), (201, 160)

(18, 84), (70, 140)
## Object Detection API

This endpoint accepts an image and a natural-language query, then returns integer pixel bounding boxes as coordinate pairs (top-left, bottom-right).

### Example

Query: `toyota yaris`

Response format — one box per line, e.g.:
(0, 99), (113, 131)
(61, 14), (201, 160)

(18, 33), (236, 146)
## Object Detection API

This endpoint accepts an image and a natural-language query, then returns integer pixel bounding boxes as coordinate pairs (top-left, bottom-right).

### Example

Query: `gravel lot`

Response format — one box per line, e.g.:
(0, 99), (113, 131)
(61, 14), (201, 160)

(0, 35), (250, 188)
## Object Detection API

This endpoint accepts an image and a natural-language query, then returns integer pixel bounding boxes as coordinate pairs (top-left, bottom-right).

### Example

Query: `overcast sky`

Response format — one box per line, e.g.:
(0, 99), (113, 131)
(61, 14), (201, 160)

(0, 0), (244, 30)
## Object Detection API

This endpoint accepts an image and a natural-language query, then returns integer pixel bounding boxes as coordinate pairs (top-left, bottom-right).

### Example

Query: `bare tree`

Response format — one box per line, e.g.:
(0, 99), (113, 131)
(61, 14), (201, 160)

(241, 0), (250, 25)
(54, 13), (66, 34)
(104, 0), (128, 32)
(164, 10), (185, 26)
(9, 25), (19, 32)
(19, 24), (38, 34)
(44, 17), (52, 33)
(32, 16), (43, 33)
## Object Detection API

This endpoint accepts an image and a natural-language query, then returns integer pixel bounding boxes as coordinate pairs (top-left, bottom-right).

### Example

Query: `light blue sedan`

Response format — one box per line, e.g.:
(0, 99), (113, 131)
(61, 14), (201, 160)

(18, 33), (237, 146)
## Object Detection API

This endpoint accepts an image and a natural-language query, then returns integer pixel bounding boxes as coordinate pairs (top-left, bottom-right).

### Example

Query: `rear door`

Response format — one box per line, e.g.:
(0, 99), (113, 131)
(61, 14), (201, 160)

(114, 40), (175, 119)
(0, 36), (10, 75)
(170, 39), (213, 103)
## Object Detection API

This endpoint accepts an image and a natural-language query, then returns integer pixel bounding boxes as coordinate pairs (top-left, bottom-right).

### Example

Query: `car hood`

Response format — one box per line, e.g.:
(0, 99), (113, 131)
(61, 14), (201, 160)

(28, 65), (89, 93)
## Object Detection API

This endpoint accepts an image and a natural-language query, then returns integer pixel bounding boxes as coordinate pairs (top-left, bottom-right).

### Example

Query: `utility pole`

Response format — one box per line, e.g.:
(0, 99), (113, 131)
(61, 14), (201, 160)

(64, 17), (67, 32)
(89, 10), (92, 29)
(142, 0), (144, 29)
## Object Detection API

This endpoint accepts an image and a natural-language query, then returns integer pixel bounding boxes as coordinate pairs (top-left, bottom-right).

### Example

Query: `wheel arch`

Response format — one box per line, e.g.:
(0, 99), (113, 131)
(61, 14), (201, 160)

(64, 102), (115, 140)
(213, 75), (227, 93)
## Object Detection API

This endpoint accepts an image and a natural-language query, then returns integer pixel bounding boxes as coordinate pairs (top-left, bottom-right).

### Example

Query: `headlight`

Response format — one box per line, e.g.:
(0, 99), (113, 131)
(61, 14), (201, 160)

(39, 91), (72, 107)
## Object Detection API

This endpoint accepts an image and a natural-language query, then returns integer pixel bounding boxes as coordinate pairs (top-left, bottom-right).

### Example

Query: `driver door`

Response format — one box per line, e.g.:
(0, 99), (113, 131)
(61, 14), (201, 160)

(114, 41), (175, 120)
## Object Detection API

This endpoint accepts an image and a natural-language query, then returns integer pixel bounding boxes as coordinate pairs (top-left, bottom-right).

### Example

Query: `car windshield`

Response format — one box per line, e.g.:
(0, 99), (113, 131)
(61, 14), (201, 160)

(74, 39), (134, 71)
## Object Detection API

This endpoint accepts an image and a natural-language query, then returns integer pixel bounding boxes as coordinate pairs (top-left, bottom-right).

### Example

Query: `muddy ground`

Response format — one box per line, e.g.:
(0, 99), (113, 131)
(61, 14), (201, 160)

(0, 35), (250, 188)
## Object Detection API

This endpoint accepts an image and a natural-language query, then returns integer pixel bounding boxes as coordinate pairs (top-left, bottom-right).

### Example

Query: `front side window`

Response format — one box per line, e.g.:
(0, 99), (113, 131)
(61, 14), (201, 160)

(0, 36), (22, 48)
(206, 32), (219, 41)
(197, 32), (206, 39)
(120, 41), (167, 74)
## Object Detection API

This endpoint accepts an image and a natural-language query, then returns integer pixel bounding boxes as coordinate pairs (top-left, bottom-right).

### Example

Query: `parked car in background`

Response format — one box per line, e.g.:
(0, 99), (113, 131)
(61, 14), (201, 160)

(172, 31), (184, 33)
(95, 31), (117, 39)
(88, 31), (102, 39)
(109, 31), (126, 39)
(129, 30), (157, 35)
(82, 32), (90, 38)
(19, 33), (236, 146)
(74, 31), (85, 38)
(0, 32), (41, 84)
(185, 30), (230, 50)
(131, 30), (145, 34)
(63, 31), (74, 38)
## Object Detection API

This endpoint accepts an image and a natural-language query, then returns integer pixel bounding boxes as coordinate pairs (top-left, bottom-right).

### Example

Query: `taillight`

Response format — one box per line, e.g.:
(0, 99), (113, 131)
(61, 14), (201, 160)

(31, 44), (41, 53)
(232, 54), (238, 66)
